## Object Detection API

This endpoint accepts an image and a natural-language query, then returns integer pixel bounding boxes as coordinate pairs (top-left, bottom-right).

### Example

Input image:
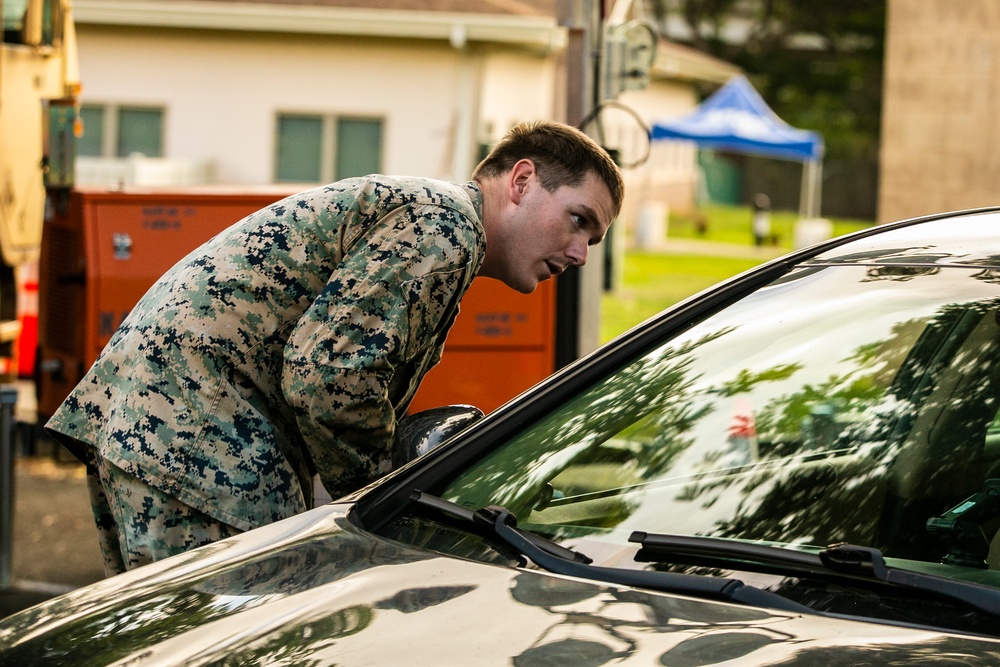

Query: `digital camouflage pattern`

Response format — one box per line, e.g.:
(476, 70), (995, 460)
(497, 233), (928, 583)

(87, 447), (242, 573)
(47, 176), (485, 534)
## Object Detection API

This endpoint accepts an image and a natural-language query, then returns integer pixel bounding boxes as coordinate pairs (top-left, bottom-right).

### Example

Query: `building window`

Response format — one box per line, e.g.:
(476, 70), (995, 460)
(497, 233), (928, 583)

(336, 118), (382, 180)
(275, 113), (383, 183)
(77, 104), (164, 158)
(2, 0), (28, 43)
(76, 106), (104, 157)
(117, 107), (163, 157)
(3, 0), (57, 45)
(275, 115), (323, 183)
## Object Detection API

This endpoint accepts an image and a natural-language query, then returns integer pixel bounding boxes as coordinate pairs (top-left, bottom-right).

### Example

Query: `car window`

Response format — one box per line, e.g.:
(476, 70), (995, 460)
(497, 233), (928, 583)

(440, 264), (1000, 571)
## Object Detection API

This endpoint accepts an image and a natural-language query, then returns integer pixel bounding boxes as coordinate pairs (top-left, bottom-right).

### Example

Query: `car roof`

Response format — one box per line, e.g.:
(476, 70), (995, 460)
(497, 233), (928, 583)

(807, 208), (1000, 268)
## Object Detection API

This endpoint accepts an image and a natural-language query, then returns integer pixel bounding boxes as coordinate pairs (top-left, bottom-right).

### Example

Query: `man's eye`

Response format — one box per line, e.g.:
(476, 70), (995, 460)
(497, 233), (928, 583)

(571, 214), (585, 227)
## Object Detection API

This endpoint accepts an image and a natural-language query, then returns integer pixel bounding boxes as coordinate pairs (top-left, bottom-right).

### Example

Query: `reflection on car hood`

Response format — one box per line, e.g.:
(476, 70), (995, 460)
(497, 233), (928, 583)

(2, 504), (1000, 665)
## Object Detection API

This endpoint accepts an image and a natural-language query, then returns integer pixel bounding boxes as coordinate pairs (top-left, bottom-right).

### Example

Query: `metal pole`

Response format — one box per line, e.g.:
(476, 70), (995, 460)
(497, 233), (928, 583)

(799, 159), (811, 219)
(556, 0), (607, 366)
(0, 384), (18, 588)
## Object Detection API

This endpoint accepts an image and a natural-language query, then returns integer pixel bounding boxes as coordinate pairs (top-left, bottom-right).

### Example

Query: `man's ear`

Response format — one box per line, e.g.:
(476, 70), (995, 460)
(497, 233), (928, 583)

(508, 159), (535, 204)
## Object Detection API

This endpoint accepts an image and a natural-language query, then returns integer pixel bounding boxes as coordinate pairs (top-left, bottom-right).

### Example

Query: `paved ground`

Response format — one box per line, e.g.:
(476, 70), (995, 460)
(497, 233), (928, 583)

(1, 442), (105, 618)
(640, 236), (788, 260)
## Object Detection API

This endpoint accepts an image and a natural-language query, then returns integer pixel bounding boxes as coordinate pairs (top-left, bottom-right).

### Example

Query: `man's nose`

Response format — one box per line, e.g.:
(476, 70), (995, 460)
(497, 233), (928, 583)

(567, 237), (588, 266)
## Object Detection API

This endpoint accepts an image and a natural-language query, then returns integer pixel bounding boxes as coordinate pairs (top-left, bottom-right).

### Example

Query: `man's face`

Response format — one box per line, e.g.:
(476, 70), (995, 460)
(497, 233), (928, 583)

(487, 163), (615, 294)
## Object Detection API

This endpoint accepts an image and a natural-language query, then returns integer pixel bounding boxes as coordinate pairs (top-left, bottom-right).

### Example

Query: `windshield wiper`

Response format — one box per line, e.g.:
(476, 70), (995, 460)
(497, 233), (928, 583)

(630, 531), (1000, 619)
(410, 491), (813, 614)
(411, 491), (593, 564)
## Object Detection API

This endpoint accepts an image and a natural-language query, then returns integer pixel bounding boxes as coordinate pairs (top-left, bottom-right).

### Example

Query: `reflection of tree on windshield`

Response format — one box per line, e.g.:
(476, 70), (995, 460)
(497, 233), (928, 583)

(444, 330), (733, 519)
(716, 365), (801, 399)
(446, 274), (1000, 567)
(712, 299), (1000, 555)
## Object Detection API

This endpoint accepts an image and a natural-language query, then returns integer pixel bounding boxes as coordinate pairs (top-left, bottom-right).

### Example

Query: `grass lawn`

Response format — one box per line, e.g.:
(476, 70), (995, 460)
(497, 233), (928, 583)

(667, 203), (873, 249)
(600, 204), (874, 342)
(601, 252), (760, 342)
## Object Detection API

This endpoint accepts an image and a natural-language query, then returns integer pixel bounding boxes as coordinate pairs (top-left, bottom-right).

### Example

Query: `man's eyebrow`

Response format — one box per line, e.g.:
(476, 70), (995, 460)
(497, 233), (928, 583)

(577, 204), (600, 227)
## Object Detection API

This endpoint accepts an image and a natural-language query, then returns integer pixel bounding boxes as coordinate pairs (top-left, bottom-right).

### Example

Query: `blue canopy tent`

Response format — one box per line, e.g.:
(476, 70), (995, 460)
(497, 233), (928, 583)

(650, 75), (824, 219)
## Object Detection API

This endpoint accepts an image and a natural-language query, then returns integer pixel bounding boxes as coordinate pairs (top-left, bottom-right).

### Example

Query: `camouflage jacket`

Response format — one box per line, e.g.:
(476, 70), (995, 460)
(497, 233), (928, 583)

(46, 176), (485, 531)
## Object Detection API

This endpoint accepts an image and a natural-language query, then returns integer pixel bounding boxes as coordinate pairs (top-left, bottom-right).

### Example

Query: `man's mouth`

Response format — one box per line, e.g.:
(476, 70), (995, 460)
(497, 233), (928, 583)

(545, 261), (563, 277)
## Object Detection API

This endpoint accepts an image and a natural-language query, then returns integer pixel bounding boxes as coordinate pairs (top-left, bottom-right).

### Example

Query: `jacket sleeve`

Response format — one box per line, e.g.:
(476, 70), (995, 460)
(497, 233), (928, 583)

(280, 204), (477, 498)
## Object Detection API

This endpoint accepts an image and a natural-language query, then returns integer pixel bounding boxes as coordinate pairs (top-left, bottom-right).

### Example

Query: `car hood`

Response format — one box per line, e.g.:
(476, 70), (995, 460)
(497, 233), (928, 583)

(2, 504), (1000, 665)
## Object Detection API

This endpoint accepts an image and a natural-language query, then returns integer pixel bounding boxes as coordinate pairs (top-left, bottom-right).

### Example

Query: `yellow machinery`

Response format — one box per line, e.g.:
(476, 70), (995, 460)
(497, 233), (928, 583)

(1, 0), (79, 586)
(0, 0), (79, 373)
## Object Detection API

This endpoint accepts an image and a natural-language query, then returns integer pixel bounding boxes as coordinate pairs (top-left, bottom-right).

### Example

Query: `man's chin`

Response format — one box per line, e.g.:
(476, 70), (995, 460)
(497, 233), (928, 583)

(514, 281), (537, 295)
(513, 275), (541, 294)
(480, 274), (537, 294)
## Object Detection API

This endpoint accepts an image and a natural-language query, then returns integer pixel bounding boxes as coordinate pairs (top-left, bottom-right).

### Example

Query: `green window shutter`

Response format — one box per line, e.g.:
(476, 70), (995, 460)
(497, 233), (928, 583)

(276, 114), (323, 182)
(117, 107), (163, 158)
(77, 105), (105, 157)
(335, 118), (382, 180)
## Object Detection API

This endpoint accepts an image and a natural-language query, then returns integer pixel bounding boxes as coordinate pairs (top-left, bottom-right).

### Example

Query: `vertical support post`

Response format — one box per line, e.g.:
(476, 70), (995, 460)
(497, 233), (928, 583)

(0, 384), (18, 588)
(556, 0), (607, 367)
(799, 160), (812, 219)
(811, 159), (824, 219)
(799, 159), (823, 220)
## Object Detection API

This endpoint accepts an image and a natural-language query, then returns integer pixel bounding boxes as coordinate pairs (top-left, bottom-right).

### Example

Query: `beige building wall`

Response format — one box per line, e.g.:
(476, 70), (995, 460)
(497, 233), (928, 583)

(73, 0), (737, 224)
(479, 51), (559, 140)
(880, 0), (1000, 223)
(618, 83), (700, 219)
(76, 25), (557, 185)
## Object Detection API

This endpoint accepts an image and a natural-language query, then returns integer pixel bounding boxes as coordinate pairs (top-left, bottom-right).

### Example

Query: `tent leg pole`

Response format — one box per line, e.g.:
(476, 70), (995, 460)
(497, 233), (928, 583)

(799, 159), (822, 219)
(799, 160), (811, 219)
(812, 160), (823, 219)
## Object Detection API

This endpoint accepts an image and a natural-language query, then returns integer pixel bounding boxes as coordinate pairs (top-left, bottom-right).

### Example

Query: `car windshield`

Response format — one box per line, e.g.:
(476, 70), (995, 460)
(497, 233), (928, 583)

(424, 260), (1000, 590)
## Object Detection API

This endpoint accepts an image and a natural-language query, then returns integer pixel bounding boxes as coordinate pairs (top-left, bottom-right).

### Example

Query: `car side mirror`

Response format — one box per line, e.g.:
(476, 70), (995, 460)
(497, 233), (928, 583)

(392, 404), (484, 468)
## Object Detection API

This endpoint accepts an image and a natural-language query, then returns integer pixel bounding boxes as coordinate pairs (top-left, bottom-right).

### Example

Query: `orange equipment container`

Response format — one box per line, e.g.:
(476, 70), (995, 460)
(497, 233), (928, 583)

(406, 277), (555, 414)
(36, 188), (556, 419)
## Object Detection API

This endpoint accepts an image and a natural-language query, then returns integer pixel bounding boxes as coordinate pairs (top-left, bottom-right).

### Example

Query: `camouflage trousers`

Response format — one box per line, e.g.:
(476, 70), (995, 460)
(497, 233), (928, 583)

(85, 449), (242, 576)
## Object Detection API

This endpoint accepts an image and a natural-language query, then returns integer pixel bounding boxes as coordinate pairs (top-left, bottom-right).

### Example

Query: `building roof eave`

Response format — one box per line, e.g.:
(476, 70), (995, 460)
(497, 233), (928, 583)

(73, 0), (568, 53)
(651, 40), (741, 85)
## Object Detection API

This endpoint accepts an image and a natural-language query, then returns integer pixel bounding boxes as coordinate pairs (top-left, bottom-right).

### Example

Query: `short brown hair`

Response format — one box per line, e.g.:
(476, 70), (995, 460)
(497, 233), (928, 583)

(473, 121), (624, 218)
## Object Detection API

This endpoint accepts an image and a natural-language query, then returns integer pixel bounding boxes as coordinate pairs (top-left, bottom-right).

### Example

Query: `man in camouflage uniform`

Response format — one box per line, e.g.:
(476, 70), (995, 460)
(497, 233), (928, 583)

(46, 121), (624, 575)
